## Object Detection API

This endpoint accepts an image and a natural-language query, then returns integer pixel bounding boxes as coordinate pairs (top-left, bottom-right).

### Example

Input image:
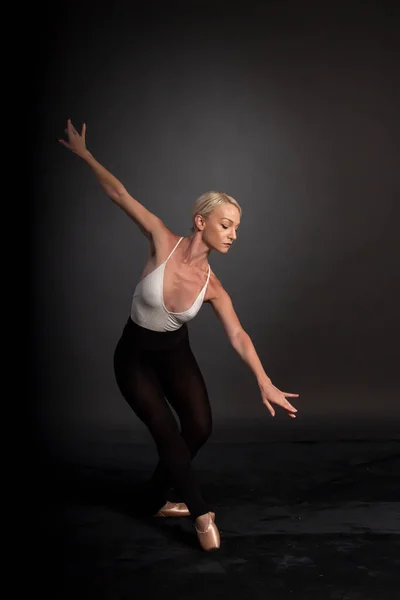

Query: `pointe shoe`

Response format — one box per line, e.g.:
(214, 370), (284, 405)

(194, 512), (220, 551)
(153, 501), (190, 517)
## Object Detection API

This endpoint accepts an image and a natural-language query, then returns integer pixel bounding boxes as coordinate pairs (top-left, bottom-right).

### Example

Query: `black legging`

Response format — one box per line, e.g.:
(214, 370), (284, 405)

(113, 317), (212, 521)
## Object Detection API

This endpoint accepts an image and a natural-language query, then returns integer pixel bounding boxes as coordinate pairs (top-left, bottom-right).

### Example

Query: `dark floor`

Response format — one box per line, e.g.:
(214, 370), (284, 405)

(35, 439), (400, 599)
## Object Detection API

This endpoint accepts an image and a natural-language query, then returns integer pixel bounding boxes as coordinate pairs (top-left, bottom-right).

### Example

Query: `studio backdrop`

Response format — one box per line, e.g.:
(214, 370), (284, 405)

(33, 0), (400, 457)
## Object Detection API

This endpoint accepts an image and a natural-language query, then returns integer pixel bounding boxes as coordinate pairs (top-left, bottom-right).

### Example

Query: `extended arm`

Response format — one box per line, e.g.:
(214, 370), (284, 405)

(209, 278), (299, 418)
(58, 119), (164, 239)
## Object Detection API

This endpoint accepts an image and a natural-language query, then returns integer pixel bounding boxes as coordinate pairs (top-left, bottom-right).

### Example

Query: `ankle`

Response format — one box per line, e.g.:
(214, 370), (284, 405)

(195, 512), (215, 531)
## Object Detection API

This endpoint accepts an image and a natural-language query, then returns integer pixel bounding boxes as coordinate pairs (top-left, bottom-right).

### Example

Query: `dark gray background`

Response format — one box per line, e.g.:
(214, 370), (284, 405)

(33, 0), (399, 456)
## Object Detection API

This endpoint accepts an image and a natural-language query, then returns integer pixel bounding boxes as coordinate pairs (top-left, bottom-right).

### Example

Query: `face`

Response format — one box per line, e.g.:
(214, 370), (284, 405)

(195, 203), (241, 253)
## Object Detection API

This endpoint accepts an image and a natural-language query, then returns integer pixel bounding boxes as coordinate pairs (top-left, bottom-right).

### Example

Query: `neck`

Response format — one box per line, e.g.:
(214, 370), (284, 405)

(181, 233), (210, 269)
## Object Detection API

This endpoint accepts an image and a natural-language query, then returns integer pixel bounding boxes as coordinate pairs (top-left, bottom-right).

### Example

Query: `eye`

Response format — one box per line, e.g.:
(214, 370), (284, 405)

(221, 225), (228, 229)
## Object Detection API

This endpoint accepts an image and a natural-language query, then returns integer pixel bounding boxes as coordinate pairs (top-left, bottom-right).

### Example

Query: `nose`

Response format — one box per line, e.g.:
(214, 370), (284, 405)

(230, 230), (237, 241)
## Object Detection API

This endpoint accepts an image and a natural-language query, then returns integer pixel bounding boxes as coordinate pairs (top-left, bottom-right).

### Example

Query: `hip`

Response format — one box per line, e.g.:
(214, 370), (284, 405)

(117, 316), (189, 353)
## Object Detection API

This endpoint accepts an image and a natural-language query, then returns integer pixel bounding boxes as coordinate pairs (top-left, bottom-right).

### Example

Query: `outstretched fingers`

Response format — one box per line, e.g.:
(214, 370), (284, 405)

(66, 119), (80, 136)
(58, 138), (71, 149)
(263, 396), (298, 419)
(263, 399), (275, 417)
(279, 395), (298, 417)
(285, 395), (298, 408)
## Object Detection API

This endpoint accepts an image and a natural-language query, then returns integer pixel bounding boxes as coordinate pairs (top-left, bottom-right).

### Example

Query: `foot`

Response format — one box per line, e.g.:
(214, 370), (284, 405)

(153, 501), (190, 517)
(194, 512), (220, 551)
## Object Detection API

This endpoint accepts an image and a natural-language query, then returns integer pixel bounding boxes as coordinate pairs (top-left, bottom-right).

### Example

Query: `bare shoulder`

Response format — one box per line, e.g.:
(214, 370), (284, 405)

(205, 270), (243, 338)
(147, 221), (182, 260)
(205, 269), (227, 302)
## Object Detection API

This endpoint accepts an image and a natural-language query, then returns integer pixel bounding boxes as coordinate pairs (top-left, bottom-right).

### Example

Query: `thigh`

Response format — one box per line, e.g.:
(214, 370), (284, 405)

(155, 341), (212, 430)
(113, 338), (179, 439)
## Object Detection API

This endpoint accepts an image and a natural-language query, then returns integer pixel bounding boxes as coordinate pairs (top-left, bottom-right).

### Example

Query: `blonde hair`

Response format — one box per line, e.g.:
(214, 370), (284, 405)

(190, 191), (242, 233)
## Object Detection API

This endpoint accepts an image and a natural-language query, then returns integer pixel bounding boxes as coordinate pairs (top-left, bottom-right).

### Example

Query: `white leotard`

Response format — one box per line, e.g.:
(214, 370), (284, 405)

(130, 237), (211, 332)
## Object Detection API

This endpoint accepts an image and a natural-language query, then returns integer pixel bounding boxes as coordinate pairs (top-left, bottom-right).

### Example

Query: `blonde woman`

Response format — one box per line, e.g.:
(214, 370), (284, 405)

(58, 119), (299, 552)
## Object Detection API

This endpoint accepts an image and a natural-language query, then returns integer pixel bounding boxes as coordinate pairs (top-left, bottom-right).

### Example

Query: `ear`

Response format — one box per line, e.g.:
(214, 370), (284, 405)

(194, 214), (206, 231)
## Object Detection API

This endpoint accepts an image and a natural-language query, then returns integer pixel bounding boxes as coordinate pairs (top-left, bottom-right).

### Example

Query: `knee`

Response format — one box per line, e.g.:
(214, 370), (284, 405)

(183, 418), (212, 453)
(198, 419), (212, 444)
(148, 412), (179, 440)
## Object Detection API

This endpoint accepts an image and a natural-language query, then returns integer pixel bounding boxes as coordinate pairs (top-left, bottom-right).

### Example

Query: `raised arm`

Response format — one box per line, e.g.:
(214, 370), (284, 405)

(58, 119), (165, 240)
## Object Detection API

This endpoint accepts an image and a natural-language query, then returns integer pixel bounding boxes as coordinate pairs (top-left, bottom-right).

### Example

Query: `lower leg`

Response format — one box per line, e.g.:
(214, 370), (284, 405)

(150, 436), (211, 521)
(147, 428), (211, 520)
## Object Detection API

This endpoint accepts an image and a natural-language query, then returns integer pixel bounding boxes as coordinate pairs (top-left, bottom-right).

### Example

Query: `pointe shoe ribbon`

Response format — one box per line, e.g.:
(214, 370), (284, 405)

(195, 512), (220, 551)
(153, 501), (190, 517)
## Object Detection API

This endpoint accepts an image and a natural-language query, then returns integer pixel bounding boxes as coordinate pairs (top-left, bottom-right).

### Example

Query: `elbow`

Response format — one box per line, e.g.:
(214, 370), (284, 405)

(111, 186), (129, 205)
(230, 328), (248, 348)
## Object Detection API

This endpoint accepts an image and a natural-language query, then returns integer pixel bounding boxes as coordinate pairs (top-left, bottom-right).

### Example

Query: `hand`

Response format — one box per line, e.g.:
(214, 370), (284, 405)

(259, 379), (299, 419)
(58, 119), (88, 158)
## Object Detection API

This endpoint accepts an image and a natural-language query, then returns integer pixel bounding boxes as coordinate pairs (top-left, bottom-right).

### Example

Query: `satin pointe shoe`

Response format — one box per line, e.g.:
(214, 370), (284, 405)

(194, 512), (220, 551)
(153, 501), (190, 517)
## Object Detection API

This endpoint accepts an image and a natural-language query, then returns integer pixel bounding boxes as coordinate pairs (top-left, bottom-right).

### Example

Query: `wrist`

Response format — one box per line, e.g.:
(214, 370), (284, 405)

(80, 149), (93, 162)
(258, 376), (272, 389)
